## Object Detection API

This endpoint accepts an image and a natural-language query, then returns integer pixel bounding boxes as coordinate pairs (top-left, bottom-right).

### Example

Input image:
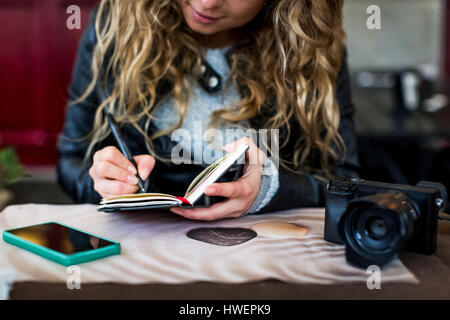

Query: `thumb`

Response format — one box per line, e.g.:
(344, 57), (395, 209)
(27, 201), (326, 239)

(224, 137), (263, 168)
(134, 155), (155, 180)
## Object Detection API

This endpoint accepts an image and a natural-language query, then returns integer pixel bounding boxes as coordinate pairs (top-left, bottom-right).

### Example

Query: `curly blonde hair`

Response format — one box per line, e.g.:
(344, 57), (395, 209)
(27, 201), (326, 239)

(74, 0), (347, 178)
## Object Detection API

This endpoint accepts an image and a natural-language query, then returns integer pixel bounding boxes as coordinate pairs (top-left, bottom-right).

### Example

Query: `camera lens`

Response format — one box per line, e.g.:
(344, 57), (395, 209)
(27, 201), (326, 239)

(366, 217), (387, 239)
(353, 207), (401, 253)
(338, 191), (419, 268)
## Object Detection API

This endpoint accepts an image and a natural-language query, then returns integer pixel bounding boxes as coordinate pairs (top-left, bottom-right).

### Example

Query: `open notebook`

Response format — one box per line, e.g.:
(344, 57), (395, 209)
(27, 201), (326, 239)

(97, 144), (249, 212)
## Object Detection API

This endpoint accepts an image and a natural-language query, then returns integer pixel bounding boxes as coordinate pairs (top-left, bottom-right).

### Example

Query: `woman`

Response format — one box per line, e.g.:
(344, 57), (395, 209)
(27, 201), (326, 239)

(57, 0), (360, 221)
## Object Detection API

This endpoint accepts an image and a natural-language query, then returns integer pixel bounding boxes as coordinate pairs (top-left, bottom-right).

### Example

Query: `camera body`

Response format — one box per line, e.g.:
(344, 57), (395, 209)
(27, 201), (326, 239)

(324, 177), (447, 268)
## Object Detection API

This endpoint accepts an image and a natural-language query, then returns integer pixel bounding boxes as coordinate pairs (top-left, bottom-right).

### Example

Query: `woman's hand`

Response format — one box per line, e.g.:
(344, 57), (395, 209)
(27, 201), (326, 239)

(170, 137), (264, 221)
(89, 146), (155, 199)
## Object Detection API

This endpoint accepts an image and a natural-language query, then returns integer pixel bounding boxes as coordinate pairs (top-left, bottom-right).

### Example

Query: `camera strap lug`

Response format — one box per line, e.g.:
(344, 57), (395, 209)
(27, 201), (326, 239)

(436, 198), (450, 222)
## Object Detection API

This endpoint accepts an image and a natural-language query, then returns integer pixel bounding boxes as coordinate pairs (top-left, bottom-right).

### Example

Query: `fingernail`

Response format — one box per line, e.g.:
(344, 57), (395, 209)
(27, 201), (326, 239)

(206, 186), (217, 195)
(128, 165), (137, 175)
(127, 175), (138, 184)
(140, 168), (150, 180)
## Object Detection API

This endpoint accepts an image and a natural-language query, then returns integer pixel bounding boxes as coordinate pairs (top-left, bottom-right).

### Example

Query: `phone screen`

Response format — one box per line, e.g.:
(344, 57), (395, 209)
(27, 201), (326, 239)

(7, 222), (116, 255)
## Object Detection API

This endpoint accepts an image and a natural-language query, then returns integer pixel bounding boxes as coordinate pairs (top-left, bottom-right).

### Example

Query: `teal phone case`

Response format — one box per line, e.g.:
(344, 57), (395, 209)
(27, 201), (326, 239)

(2, 222), (121, 266)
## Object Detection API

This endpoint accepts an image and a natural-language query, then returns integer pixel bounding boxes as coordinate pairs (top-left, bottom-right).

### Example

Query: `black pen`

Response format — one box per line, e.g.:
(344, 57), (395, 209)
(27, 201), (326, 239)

(105, 111), (146, 193)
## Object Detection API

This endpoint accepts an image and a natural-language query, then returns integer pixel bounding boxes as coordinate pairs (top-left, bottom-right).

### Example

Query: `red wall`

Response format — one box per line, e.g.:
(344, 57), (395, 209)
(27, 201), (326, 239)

(0, 0), (98, 165)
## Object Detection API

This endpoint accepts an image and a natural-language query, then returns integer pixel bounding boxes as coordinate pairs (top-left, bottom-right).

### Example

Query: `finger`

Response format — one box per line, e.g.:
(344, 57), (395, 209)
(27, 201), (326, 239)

(134, 155), (156, 180)
(205, 181), (249, 198)
(95, 146), (137, 175)
(94, 160), (139, 184)
(170, 199), (245, 221)
(96, 179), (139, 197)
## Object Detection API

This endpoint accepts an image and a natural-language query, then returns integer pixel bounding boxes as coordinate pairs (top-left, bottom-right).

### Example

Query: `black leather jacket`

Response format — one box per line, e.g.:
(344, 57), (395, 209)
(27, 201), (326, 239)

(57, 11), (361, 213)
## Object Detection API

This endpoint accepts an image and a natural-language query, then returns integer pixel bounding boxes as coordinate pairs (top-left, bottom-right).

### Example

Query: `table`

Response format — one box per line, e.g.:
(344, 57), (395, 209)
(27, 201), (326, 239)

(7, 218), (450, 300)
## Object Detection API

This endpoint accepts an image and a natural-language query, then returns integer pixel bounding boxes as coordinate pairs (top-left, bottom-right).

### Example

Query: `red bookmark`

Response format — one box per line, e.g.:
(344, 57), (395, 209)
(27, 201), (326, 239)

(176, 197), (191, 205)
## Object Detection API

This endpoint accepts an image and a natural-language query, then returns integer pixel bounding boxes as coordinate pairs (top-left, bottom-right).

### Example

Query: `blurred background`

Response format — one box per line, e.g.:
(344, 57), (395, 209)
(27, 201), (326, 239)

(0, 0), (449, 206)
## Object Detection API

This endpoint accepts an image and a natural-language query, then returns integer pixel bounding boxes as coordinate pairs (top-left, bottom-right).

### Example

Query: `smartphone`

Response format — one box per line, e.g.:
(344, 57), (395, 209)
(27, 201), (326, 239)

(3, 222), (120, 266)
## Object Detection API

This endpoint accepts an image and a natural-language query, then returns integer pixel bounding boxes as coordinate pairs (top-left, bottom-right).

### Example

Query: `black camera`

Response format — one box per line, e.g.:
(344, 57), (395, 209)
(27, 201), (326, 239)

(324, 177), (449, 268)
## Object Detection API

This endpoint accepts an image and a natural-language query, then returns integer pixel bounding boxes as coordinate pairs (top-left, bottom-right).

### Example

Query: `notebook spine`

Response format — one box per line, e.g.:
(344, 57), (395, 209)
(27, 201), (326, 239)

(176, 197), (193, 208)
